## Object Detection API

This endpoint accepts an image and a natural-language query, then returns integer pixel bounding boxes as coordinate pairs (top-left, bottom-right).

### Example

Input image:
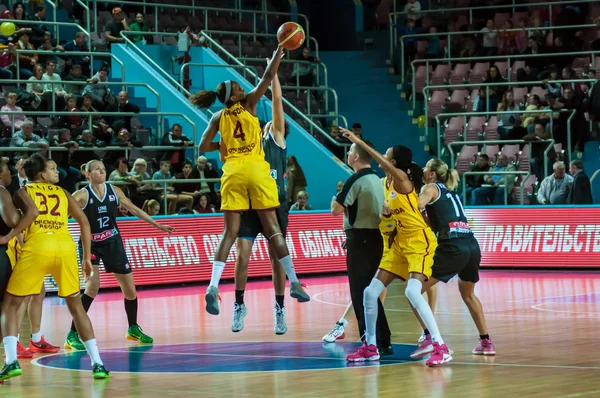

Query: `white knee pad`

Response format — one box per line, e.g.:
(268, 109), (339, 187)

(363, 279), (385, 309)
(405, 278), (423, 306)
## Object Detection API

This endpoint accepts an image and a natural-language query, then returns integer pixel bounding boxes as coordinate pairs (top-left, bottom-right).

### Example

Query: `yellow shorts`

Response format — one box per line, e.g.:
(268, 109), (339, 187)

(6, 237), (20, 269)
(220, 159), (280, 211)
(379, 228), (437, 280)
(7, 238), (79, 298)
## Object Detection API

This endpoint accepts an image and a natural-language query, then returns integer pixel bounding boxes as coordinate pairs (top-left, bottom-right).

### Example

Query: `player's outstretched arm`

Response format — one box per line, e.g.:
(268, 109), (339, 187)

(245, 45), (284, 110)
(113, 186), (175, 234)
(418, 184), (439, 211)
(199, 111), (222, 153)
(66, 189), (93, 280)
(269, 63), (286, 147)
(0, 188), (39, 245)
(0, 186), (20, 228)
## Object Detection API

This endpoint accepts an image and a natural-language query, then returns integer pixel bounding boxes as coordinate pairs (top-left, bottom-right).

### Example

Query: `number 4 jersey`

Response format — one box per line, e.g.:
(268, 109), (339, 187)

(23, 183), (73, 247)
(219, 102), (265, 162)
(82, 183), (120, 243)
(425, 182), (473, 240)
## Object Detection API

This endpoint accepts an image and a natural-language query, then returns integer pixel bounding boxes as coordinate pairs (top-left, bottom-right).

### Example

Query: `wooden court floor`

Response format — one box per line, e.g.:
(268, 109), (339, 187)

(3, 270), (600, 398)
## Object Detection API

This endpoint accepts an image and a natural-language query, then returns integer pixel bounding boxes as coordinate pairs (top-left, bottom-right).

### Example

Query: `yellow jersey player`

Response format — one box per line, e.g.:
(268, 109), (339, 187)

(190, 44), (308, 315)
(0, 155), (109, 380)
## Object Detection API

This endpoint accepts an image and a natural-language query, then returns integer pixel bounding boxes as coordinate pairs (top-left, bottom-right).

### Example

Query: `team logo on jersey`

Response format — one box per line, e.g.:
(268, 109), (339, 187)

(389, 190), (397, 199)
(124, 263), (130, 270)
(98, 205), (107, 214)
(90, 199), (93, 204)
(108, 195), (116, 202)
(270, 169), (277, 180)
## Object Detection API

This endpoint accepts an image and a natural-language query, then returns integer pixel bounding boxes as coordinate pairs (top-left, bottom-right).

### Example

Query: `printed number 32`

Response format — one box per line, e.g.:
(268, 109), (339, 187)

(233, 121), (246, 141)
(36, 192), (61, 216)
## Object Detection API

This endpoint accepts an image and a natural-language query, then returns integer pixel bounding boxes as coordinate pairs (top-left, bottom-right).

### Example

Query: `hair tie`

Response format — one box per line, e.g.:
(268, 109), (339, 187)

(219, 80), (232, 104)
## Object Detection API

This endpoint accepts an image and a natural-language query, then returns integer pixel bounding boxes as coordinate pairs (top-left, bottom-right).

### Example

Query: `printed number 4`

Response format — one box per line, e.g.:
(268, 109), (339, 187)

(36, 192), (61, 216)
(446, 192), (465, 218)
(233, 121), (246, 141)
(98, 216), (110, 229)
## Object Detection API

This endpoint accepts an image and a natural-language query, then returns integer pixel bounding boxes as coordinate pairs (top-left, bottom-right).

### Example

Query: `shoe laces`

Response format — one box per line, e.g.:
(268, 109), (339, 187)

(328, 322), (344, 336)
(431, 343), (443, 356)
(233, 303), (244, 314)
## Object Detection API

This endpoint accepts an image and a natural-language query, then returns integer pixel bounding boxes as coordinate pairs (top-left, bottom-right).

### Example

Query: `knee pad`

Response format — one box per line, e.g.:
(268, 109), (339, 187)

(405, 278), (423, 305)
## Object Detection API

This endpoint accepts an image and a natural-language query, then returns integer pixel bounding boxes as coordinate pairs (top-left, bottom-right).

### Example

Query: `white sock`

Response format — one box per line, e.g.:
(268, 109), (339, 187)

(364, 279), (385, 346)
(405, 279), (444, 345)
(31, 332), (42, 343)
(279, 255), (299, 283)
(338, 317), (348, 326)
(209, 261), (226, 288)
(17, 334), (19, 341)
(82, 338), (103, 366)
(3, 336), (18, 364)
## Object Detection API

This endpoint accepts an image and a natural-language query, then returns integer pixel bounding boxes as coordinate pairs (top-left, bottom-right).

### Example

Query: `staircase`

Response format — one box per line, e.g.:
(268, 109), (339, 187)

(320, 51), (429, 167)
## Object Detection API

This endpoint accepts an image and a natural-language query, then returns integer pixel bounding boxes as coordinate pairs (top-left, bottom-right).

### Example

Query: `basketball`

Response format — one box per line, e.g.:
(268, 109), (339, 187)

(277, 22), (305, 50)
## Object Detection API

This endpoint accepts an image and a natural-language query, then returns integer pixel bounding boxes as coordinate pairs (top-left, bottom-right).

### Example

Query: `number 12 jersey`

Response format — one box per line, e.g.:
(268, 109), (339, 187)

(82, 183), (121, 243)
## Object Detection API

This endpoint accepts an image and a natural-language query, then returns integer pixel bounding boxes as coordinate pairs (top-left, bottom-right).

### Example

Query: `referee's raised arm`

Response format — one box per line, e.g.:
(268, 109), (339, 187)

(331, 142), (391, 350)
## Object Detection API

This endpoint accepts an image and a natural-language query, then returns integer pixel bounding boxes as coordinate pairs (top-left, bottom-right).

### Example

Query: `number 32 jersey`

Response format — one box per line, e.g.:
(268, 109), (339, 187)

(219, 102), (265, 162)
(82, 183), (120, 243)
(23, 183), (73, 248)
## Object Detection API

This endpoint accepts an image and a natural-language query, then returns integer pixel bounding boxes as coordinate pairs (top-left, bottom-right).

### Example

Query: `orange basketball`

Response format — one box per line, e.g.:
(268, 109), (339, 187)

(277, 22), (305, 50)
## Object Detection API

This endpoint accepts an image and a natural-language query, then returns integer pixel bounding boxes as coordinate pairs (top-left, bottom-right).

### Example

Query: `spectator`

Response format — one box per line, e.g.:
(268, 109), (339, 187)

(497, 91), (520, 138)
(80, 94), (114, 143)
(108, 128), (142, 165)
(25, 63), (44, 109)
(587, 73), (600, 133)
(515, 18), (529, 51)
(516, 38), (545, 82)
(542, 67), (561, 98)
(479, 19), (498, 57)
(477, 66), (506, 112)
(403, 0), (422, 25)
(174, 159), (202, 204)
(472, 154), (516, 205)
(12, 2), (28, 30)
(58, 94), (84, 135)
(109, 157), (140, 198)
(142, 199), (161, 216)
(36, 34), (64, 67)
(28, 6), (49, 47)
(10, 119), (48, 157)
(71, 129), (102, 170)
(42, 59), (66, 110)
(290, 47), (320, 87)
(397, 18), (422, 63)
(191, 155), (219, 208)
(523, 123), (557, 181)
(104, 7), (130, 49)
(82, 67), (114, 110)
(50, 128), (81, 192)
(351, 123), (363, 139)
(129, 13), (150, 44)
(464, 154), (490, 205)
(152, 159), (193, 214)
(537, 161), (573, 205)
(567, 160), (593, 204)
(15, 31), (37, 79)
(61, 32), (91, 77)
(286, 155), (307, 208)
(334, 180), (344, 200)
(63, 64), (87, 95)
(129, 157), (160, 207)
(1, 92), (26, 131)
(425, 26), (440, 58)
(161, 123), (191, 173)
(498, 20), (516, 55)
(290, 190), (312, 211)
(561, 66), (584, 100)
(195, 193), (214, 214)
(7, 156), (28, 196)
(326, 125), (348, 160)
(555, 87), (586, 152)
(528, 16), (547, 44)
(105, 91), (140, 132)
(522, 94), (541, 129)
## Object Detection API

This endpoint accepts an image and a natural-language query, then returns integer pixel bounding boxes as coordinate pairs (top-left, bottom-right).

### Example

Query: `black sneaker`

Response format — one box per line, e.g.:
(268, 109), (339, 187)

(378, 345), (394, 357)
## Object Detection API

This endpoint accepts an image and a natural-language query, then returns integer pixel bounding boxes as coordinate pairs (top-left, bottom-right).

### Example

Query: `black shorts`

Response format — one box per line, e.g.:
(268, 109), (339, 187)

(238, 206), (289, 242)
(431, 235), (481, 283)
(0, 247), (12, 302)
(80, 237), (132, 275)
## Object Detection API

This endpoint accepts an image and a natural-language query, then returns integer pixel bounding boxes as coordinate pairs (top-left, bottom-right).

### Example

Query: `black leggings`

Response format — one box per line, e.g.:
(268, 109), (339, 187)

(0, 247), (12, 302)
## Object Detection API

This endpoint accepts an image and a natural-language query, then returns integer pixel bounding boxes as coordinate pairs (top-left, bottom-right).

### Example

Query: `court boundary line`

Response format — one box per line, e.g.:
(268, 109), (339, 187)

(531, 303), (600, 315)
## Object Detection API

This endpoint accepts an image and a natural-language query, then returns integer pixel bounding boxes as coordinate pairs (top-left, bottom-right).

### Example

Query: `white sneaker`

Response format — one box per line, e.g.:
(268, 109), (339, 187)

(274, 304), (287, 335)
(322, 319), (348, 343)
(231, 303), (247, 332)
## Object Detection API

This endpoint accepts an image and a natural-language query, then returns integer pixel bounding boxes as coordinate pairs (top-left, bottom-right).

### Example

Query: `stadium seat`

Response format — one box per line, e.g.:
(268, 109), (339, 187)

(510, 61), (526, 81)
(512, 87), (529, 105)
(456, 145), (478, 175)
(414, 65), (431, 97)
(427, 90), (449, 119)
(512, 175), (537, 205)
(443, 117), (465, 145)
(483, 116), (499, 141)
(431, 64), (452, 87)
(501, 144), (520, 163)
(449, 63), (470, 85)
(445, 89), (469, 112)
(483, 144), (500, 163)
(470, 62), (490, 84)
(466, 116), (485, 141)
(518, 144), (530, 172)
(494, 61), (508, 78)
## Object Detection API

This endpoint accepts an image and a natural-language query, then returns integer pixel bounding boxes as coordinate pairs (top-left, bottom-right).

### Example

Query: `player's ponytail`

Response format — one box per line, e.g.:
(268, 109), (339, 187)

(391, 145), (423, 191)
(410, 162), (424, 192)
(189, 81), (233, 109)
(428, 158), (459, 191)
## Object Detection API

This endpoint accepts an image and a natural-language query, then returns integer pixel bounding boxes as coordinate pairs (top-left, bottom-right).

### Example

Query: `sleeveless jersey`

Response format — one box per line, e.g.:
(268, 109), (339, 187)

(219, 102), (265, 161)
(379, 178), (396, 241)
(23, 182), (71, 245)
(425, 182), (472, 240)
(82, 183), (120, 243)
(263, 132), (286, 200)
(383, 177), (428, 233)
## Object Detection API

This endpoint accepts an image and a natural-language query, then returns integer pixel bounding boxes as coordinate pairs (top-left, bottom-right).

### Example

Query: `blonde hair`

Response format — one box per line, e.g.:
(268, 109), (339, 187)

(142, 199), (160, 213)
(296, 190), (309, 200)
(428, 159), (459, 191)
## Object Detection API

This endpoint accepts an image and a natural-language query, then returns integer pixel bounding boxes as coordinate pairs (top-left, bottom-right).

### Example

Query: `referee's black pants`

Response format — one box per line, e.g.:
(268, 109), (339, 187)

(345, 228), (391, 348)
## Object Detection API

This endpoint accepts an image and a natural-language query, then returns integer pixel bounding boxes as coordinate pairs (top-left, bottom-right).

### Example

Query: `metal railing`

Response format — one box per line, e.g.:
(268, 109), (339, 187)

(410, 50), (600, 102)
(0, 111), (197, 148)
(179, 63), (260, 89)
(396, 23), (597, 77)
(202, 29), (319, 56)
(75, 0), (91, 38)
(434, 110), (571, 159)
(279, 85), (338, 117)
(0, 18), (89, 50)
(82, 0), (310, 41)
(237, 57), (326, 89)
(0, 79), (161, 132)
(461, 170), (530, 205)
(14, 49), (125, 80)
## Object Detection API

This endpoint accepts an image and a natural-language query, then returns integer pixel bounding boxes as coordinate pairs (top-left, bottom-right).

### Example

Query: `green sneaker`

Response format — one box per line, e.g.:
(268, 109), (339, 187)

(92, 363), (110, 379)
(126, 325), (154, 344)
(64, 330), (85, 350)
(0, 360), (22, 381)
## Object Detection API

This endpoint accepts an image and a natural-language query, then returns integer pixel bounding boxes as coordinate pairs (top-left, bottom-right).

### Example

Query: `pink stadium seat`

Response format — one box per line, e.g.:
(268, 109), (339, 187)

(448, 89), (469, 108)
(466, 89), (478, 110)
(415, 65), (432, 97)
(470, 62), (490, 84)
(529, 86), (547, 99)
(518, 144), (530, 172)
(449, 63), (471, 85)
(494, 61), (508, 78)
(512, 87), (529, 105)
(428, 90), (449, 119)
(444, 117), (465, 146)
(431, 64), (452, 86)
(466, 116), (485, 141)
(572, 57), (590, 69)
(501, 144), (520, 163)
(456, 145), (479, 175)
(512, 175), (537, 205)
(484, 144), (499, 163)
(483, 116), (499, 140)
(510, 61), (526, 81)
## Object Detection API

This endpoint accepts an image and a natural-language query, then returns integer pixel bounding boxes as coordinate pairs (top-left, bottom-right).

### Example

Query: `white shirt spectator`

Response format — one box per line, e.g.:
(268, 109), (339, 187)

(404, 0), (422, 20)
(537, 166), (573, 204)
(42, 73), (66, 95)
(481, 28), (498, 48)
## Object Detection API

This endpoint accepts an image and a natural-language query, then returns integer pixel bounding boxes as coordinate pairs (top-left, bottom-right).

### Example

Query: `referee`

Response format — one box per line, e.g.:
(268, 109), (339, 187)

(331, 141), (392, 354)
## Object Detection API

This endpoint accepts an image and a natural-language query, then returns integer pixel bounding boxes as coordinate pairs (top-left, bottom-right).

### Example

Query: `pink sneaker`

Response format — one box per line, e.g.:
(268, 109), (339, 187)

(346, 343), (380, 362)
(410, 334), (434, 359)
(425, 342), (452, 367)
(472, 338), (496, 356)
